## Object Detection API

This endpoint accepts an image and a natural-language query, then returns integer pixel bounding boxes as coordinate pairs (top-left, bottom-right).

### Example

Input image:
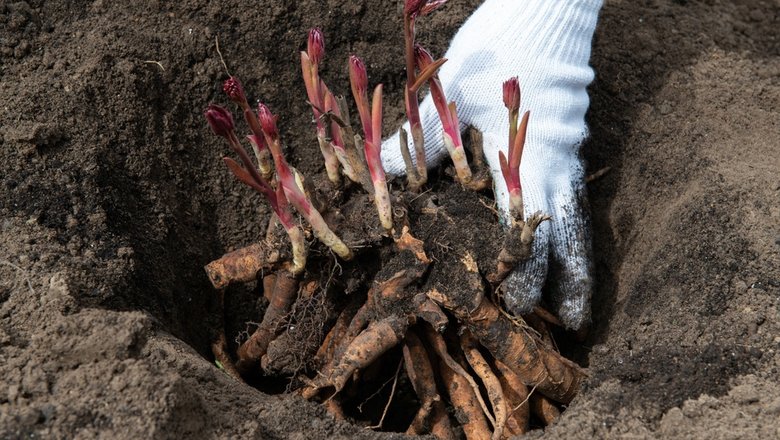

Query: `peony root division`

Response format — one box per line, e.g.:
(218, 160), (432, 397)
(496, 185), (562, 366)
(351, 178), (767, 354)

(202, 4), (587, 438)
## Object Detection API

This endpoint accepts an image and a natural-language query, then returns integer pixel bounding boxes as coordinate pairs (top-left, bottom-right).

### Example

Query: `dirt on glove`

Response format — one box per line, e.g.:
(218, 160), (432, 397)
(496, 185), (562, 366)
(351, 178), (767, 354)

(1, 0), (779, 438)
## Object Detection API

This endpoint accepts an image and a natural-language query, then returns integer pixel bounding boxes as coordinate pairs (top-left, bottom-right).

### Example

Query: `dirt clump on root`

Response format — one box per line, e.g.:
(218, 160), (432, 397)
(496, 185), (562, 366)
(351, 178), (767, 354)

(1, 0), (780, 439)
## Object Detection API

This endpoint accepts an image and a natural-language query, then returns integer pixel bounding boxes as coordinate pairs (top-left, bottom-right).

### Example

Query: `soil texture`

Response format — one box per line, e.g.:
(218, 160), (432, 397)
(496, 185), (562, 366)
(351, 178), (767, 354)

(1, 0), (779, 438)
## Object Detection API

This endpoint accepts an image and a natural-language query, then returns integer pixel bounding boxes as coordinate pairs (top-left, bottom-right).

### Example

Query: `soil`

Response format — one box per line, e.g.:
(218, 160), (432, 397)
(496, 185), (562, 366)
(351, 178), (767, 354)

(1, 0), (779, 438)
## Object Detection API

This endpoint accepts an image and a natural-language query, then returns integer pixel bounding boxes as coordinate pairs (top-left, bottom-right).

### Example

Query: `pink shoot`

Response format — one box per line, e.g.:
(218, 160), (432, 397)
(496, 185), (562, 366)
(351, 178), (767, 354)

(498, 110), (529, 220)
(348, 55), (371, 143)
(204, 104), (306, 274)
(221, 76), (273, 179)
(349, 56), (393, 230)
(405, 0), (449, 18)
(205, 104), (234, 138)
(400, 1), (449, 190)
(323, 89), (345, 154)
(223, 76), (247, 107)
(258, 103), (353, 259)
(503, 77), (521, 148)
(403, 2), (432, 187)
(301, 29), (340, 184)
(323, 91), (374, 194)
(414, 45), (472, 185)
(322, 89), (360, 183)
(307, 28), (325, 67)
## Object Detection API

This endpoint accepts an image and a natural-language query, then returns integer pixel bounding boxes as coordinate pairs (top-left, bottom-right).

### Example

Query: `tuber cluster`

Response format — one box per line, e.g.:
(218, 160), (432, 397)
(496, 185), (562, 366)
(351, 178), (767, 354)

(202, 1), (586, 438)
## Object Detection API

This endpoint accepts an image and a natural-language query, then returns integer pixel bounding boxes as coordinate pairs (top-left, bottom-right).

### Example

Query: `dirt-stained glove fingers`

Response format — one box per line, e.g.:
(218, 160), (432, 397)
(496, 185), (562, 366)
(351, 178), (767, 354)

(499, 221), (550, 315)
(545, 186), (593, 331)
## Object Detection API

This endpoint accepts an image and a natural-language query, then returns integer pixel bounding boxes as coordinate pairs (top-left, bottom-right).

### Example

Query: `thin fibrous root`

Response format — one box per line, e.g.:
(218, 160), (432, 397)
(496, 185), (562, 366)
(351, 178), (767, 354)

(460, 330), (508, 440)
(204, 241), (286, 289)
(235, 270), (299, 374)
(492, 358), (530, 436)
(487, 212), (551, 286)
(260, 280), (322, 374)
(404, 329), (453, 439)
(523, 312), (555, 347)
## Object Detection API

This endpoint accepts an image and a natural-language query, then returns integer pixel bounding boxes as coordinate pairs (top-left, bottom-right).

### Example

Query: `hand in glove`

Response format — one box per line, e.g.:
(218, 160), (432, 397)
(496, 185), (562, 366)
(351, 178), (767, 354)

(382, 0), (603, 330)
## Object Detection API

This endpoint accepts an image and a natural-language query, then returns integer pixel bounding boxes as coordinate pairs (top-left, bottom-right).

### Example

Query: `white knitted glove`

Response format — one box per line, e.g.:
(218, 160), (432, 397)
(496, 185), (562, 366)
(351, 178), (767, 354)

(382, 0), (602, 330)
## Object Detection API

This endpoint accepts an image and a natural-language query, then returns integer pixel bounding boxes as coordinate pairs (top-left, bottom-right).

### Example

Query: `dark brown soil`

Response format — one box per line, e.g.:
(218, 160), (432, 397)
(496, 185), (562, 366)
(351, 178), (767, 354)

(1, 0), (779, 438)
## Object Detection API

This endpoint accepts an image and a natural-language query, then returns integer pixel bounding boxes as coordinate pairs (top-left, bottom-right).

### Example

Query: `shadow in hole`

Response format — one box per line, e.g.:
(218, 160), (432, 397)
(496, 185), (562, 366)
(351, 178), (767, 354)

(91, 64), (235, 357)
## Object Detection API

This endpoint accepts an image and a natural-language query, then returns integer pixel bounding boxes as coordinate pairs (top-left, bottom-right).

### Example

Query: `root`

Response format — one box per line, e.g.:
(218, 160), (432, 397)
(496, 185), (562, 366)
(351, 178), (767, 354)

(262, 280), (329, 375)
(438, 348), (491, 440)
(492, 359), (530, 436)
(261, 273), (277, 302)
(211, 289), (242, 381)
(205, 242), (286, 289)
(315, 297), (360, 369)
(324, 398), (346, 420)
(309, 315), (409, 396)
(403, 330), (444, 436)
(212, 332), (242, 381)
(423, 324), (495, 429)
(463, 299), (583, 403)
(530, 394), (561, 426)
(461, 330), (507, 440)
(533, 305), (563, 327)
(235, 271), (299, 373)
(415, 295), (449, 332)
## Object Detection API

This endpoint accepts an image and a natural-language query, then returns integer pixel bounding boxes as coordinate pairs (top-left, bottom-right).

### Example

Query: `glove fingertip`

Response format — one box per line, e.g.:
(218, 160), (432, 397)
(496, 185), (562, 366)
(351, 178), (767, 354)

(499, 229), (550, 315)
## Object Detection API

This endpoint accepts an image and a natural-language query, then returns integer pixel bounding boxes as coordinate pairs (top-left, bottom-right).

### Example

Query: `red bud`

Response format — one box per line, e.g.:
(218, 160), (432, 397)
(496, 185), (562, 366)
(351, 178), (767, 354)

(223, 77), (246, 104)
(405, 0), (448, 18)
(257, 103), (278, 138)
(204, 104), (235, 138)
(420, 0), (448, 16)
(503, 77), (520, 112)
(307, 28), (325, 66)
(348, 55), (368, 96)
(413, 44), (434, 70)
(405, 0), (426, 17)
